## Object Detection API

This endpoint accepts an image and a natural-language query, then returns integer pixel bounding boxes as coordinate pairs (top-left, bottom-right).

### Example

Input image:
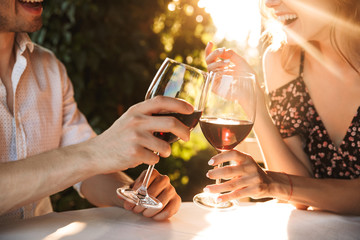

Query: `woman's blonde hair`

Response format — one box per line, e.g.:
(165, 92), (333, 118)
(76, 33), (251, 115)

(260, 0), (360, 75)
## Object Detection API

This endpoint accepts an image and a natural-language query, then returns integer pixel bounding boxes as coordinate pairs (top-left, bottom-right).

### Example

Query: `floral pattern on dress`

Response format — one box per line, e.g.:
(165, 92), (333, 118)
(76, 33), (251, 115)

(269, 77), (360, 179)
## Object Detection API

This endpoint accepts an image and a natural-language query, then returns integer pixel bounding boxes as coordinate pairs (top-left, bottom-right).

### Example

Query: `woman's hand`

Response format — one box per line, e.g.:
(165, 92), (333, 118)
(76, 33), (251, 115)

(204, 150), (273, 203)
(205, 42), (256, 75)
(122, 169), (181, 221)
(205, 42), (269, 116)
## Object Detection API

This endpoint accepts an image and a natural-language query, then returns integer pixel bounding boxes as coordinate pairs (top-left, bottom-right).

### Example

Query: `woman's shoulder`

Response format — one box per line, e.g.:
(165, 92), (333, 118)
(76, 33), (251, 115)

(263, 46), (301, 92)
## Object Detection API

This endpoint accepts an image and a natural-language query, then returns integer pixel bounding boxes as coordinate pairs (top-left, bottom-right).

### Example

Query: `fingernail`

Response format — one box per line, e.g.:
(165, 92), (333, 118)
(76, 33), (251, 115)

(186, 104), (194, 112)
(223, 59), (230, 63)
(208, 159), (214, 165)
(203, 187), (210, 193)
(153, 211), (169, 221)
(216, 197), (222, 204)
(206, 171), (210, 178)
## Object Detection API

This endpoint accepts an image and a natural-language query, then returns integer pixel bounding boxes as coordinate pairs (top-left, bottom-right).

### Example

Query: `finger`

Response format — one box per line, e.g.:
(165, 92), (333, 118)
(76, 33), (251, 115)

(129, 170), (160, 214)
(152, 197), (181, 221)
(142, 185), (175, 218)
(132, 176), (173, 215)
(123, 200), (137, 211)
(131, 170), (148, 190)
(220, 49), (255, 73)
(207, 162), (257, 180)
(131, 202), (147, 214)
(217, 185), (258, 203)
(146, 173), (171, 199)
(131, 169), (162, 191)
(145, 115), (191, 143)
(136, 130), (173, 158)
(204, 175), (253, 193)
(132, 96), (194, 116)
(205, 41), (214, 58)
(141, 174), (174, 217)
(205, 47), (226, 65)
(128, 145), (162, 165)
(208, 150), (251, 166)
(207, 60), (231, 72)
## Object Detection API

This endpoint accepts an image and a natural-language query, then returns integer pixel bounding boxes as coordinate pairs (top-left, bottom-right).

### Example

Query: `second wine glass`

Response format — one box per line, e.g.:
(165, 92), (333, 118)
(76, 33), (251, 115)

(117, 58), (208, 209)
(193, 70), (256, 210)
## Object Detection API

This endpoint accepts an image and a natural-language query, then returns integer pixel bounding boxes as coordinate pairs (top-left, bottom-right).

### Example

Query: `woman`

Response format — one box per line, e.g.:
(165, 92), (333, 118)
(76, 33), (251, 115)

(203, 0), (360, 214)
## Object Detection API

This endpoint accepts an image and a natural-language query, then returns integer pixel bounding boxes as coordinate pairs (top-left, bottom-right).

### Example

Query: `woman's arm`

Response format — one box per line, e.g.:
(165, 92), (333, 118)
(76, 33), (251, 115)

(205, 150), (360, 215)
(256, 48), (313, 176)
(205, 43), (312, 177)
(269, 171), (360, 215)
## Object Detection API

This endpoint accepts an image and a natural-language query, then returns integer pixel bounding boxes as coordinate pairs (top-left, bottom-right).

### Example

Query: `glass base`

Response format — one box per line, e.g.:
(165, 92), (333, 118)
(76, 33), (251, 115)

(116, 187), (163, 209)
(193, 192), (235, 210)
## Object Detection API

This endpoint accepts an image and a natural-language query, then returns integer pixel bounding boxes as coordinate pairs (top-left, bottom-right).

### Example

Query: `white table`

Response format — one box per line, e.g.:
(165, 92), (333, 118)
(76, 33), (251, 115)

(1, 201), (359, 240)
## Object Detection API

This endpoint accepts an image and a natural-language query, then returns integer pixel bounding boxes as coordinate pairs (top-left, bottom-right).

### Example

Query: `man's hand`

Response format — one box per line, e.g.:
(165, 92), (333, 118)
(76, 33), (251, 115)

(122, 169), (181, 221)
(88, 96), (194, 174)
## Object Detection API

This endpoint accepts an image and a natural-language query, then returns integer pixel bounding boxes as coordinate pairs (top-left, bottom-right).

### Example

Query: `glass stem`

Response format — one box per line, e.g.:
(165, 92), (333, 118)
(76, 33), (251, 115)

(215, 163), (223, 185)
(137, 153), (159, 196)
(215, 149), (225, 185)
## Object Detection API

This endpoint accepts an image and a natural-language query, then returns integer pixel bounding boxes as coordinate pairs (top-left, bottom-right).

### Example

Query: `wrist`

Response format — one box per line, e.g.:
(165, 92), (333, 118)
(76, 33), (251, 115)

(69, 138), (103, 176)
(266, 171), (293, 201)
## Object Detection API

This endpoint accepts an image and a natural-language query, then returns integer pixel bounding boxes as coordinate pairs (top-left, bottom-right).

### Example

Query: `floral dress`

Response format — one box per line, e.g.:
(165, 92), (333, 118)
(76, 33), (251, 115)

(268, 52), (360, 179)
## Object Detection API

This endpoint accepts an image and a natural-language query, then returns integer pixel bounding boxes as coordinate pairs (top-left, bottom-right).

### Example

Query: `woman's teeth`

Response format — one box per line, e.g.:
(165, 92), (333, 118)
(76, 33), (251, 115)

(277, 14), (298, 25)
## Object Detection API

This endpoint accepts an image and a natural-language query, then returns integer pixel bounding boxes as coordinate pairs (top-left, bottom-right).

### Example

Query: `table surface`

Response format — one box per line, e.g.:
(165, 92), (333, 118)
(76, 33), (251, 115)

(1, 201), (360, 240)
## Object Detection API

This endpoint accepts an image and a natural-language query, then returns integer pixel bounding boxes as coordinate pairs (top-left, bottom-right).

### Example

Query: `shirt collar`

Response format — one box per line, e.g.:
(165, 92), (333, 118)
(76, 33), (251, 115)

(15, 33), (35, 54)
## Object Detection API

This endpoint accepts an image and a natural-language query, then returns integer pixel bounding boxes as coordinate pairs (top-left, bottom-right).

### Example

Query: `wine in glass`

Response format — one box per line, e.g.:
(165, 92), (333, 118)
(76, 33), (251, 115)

(117, 58), (208, 209)
(193, 70), (256, 210)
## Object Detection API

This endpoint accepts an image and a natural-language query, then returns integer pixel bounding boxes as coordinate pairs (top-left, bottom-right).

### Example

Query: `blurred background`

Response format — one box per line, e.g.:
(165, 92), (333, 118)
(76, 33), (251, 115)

(31, 0), (265, 211)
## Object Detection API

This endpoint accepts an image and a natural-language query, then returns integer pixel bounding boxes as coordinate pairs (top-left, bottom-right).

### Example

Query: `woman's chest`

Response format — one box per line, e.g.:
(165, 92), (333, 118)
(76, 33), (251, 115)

(303, 72), (360, 148)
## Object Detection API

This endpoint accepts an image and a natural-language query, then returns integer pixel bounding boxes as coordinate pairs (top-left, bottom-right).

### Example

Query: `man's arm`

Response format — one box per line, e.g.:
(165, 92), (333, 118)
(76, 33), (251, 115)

(0, 140), (98, 215)
(0, 96), (192, 216)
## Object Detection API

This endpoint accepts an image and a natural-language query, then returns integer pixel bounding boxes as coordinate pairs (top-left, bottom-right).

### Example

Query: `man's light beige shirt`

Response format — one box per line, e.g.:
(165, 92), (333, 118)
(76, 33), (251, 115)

(0, 33), (95, 222)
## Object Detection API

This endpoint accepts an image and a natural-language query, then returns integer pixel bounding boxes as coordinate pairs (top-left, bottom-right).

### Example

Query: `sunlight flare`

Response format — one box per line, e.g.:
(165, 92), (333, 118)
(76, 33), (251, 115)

(198, 0), (261, 47)
(277, 0), (360, 78)
(43, 222), (87, 240)
(289, 0), (360, 35)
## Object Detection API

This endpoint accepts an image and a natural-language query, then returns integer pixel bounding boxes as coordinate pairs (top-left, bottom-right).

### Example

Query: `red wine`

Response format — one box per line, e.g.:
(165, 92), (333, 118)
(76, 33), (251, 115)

(200, 117), (253, 151)
(153, 110), (202, 143)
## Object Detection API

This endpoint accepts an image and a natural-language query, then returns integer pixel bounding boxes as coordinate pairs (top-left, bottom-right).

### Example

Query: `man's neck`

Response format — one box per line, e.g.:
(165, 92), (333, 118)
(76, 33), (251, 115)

(0, 32), (16, 80)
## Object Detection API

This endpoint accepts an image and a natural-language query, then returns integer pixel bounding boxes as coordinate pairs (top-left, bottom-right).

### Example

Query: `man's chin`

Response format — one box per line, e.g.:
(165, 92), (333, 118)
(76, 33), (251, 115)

(24, 19), (43, 33)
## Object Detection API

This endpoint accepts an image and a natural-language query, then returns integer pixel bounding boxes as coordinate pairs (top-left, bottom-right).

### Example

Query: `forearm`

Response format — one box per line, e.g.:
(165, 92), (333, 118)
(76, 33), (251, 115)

(80, 172), (134, 208)
(254, 97), (311, 176)
(268, 171), (360, 215)
(0, 140), (99, 214)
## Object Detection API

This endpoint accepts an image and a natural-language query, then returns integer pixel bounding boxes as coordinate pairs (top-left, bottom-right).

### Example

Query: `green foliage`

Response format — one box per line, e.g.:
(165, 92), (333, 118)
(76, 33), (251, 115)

(32, 0), (214, 133)
(31, 0), (215, 211)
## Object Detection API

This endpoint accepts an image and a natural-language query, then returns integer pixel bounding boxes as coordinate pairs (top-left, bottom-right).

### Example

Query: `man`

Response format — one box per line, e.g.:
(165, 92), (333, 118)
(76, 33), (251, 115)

(0, 0), (191, 222)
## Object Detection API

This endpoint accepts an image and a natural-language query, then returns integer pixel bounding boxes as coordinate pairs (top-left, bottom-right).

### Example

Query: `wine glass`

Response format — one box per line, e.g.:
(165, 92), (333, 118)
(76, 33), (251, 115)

(117, 58), (209, 209)
(193, 70), (256, 210)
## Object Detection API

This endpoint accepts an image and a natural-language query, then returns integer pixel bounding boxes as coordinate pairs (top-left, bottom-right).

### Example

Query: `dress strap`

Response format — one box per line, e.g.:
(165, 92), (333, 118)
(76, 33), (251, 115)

(299, 50), (305, 78)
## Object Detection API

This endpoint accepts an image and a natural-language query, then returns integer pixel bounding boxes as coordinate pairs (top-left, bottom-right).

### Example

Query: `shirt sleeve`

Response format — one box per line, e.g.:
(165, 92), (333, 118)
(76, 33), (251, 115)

(59, 61), (97, 197)
(60, 64), (96, 147)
